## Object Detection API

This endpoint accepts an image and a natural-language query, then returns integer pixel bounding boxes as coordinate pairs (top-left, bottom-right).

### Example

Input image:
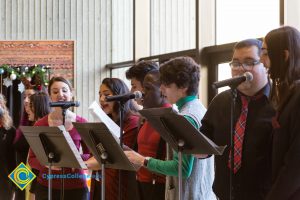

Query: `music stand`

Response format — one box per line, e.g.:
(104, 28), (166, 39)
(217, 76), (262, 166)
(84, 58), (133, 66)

(139, 107), (226, 200)
(21, 125), (87, 200)
(73, 122), (138, 200)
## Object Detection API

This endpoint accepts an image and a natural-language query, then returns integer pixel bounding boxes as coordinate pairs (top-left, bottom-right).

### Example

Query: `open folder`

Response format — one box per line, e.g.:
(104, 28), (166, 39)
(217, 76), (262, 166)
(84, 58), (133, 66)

(20, 125), (87, 169)
(139, 107), (226, 155)
(73, 122), (138, 171)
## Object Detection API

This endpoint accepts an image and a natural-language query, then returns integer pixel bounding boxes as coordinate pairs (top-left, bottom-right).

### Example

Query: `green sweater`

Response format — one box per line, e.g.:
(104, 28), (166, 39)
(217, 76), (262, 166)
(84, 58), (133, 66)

(147, 96), (198, 178)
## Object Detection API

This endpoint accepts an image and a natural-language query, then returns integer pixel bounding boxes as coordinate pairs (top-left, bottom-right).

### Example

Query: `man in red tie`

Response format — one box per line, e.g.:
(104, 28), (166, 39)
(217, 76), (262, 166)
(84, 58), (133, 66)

(198, 39), (275, 200)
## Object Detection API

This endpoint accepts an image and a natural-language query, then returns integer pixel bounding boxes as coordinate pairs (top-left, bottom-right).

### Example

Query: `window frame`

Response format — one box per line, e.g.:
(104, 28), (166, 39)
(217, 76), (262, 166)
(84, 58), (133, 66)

(107, 0), (284, 104)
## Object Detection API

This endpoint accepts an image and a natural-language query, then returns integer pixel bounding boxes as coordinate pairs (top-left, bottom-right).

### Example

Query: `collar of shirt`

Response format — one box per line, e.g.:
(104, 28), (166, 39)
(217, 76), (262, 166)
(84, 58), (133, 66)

(176, 95), (197, 110)
(239, 82), (271, 99)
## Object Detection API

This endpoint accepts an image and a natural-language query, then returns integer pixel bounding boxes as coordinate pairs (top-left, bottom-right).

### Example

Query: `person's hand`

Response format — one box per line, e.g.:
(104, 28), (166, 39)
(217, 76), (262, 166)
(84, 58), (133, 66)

(193, 154), (209, 159)
(85, 156), (101, 170)
(124, 150), (145, 167)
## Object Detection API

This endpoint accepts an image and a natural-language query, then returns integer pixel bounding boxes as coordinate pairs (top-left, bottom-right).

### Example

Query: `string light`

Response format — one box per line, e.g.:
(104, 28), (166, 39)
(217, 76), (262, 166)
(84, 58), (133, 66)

(0, 64), (51, 85)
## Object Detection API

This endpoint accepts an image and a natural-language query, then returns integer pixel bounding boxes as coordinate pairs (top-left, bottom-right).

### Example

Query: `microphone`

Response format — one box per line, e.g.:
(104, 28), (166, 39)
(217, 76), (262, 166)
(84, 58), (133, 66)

(105, 91), (143, 102)
(49, 101), (80, 109)
(212, 72), (253, 89)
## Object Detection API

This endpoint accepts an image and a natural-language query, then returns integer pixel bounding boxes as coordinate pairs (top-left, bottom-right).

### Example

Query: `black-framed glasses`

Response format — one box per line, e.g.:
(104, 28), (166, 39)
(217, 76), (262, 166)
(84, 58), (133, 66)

(229, 60), (260, 70)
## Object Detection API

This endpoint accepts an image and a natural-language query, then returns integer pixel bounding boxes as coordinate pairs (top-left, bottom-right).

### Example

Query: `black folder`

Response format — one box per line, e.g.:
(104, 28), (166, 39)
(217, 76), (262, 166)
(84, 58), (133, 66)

(21, 125), (87, 169)
(73, 122), (138, 171)
(139, 107), (226, 155)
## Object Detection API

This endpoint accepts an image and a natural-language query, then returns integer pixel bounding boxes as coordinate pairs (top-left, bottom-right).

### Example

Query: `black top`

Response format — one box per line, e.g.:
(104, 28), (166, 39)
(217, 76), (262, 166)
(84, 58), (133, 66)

(201, 83), (275, 200)
(0, 126), (16, 199)
(266, 85), (300, 200)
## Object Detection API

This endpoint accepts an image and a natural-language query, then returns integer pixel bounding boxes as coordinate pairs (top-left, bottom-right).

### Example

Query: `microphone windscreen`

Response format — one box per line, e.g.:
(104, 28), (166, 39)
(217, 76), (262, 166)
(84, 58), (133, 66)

(244, 72), (253, 82)
(133, 91), (143, 99)
(74, 101), (80, 107)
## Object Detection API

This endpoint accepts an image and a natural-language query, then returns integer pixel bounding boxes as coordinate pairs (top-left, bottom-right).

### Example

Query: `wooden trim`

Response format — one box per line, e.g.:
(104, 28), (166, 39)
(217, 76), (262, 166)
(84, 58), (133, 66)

(280, 0), (284, 25)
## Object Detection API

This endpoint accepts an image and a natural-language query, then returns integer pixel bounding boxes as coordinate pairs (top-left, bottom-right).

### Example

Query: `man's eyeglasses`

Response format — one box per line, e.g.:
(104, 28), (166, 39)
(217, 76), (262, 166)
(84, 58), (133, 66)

(229, 60), (260, 70)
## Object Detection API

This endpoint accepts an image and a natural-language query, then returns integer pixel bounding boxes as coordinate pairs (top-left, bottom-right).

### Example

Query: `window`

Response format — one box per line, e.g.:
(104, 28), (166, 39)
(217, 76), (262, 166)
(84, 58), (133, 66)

(216, 0), (280, 45)
(215, 0), (280, 96)
(217, 63), (231, 93)
(285, 0), (300, 29)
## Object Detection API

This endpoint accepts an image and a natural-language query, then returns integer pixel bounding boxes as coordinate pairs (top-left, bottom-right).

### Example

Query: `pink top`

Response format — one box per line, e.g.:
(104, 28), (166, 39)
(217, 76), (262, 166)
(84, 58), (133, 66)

(28, 114), (90, 189)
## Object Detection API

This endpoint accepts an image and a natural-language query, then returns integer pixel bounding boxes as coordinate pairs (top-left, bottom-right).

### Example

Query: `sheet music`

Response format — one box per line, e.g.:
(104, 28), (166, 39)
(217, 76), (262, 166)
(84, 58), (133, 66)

(88, 101), (120, 138)
(58, 125), (87, 169)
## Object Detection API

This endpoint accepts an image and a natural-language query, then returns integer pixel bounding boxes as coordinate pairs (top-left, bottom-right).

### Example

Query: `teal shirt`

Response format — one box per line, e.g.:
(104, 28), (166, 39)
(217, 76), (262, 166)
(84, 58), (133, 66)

(147, 96), (198, 178)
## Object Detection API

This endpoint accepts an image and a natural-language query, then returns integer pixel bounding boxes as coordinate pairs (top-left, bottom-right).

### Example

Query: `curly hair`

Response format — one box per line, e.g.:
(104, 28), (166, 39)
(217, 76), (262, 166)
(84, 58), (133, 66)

(0, 94), (13, 130)
(159, 56), (200, 96)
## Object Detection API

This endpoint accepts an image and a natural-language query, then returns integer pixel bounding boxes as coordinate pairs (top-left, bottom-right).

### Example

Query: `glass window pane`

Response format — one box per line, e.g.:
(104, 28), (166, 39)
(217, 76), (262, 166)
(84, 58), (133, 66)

(216, 0), (280, 44)
(286, 0), (300, 30)
(111, 67), (131, 87)
(217, 63), (231, 93)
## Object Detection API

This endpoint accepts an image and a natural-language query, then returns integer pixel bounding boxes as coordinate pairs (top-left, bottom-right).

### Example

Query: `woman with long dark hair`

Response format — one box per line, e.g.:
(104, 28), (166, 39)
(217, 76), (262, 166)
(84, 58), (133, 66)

(86, 78), (139, 200)
(261, 26), (300, 200)
(26, 91), (51, 200)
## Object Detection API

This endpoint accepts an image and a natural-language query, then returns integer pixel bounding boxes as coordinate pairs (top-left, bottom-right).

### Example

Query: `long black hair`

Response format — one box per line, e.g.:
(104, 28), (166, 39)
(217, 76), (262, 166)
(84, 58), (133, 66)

(265, 26), (300, 109)
(101, 78), (138, 123)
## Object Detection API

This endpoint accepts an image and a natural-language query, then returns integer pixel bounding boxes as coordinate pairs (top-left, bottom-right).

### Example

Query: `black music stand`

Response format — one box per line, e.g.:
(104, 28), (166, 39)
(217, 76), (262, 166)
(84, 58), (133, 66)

(21, 125), (87, 200)
(73, 122), (138, 200)
(139, 107), (226, 200)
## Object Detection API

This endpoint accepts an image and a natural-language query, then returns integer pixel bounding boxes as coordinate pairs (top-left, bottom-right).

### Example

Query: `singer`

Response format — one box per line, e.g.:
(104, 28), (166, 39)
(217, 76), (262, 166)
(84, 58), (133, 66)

(13, 76), (47, 200)
(262, 26), (300, 200)
(25, 91), (52, 199)
(28, 76), (90, 200)
(197, 39), (275, 200)
(125, 57), (215, 200)
(0, 94), (16, 200)
(86, 78), (139, 200)
(131, 70), (171, 200)
(125, 60), (159, 106)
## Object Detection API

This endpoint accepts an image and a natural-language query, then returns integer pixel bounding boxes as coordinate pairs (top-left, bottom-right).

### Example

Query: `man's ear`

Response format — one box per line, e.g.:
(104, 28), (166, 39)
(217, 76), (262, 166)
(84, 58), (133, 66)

(283, 50), (289, 62)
